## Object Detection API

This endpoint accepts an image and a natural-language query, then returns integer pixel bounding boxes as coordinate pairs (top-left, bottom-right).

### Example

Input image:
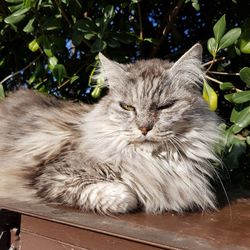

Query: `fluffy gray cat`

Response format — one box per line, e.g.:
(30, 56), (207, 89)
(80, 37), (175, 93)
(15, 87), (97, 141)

(0, 44), (221, 214)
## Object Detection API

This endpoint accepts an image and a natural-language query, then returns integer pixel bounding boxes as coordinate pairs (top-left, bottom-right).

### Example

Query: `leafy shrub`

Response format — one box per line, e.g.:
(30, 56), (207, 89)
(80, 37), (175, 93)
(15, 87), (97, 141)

(203, 15), (250, 187)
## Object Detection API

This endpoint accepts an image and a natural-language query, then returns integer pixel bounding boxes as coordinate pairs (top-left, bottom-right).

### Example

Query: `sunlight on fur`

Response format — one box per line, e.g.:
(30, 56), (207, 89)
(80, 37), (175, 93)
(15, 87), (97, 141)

(0, 44), (222, 214)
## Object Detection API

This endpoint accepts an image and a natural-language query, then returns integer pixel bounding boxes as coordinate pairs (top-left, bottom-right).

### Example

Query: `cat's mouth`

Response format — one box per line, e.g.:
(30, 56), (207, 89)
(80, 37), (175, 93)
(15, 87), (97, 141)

(129, 138), (158, 145)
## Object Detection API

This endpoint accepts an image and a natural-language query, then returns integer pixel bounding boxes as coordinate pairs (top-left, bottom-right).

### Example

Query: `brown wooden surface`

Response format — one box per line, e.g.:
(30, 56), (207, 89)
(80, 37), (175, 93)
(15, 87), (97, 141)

(0, 196), (250, 250)
(21, 215), (161, 250)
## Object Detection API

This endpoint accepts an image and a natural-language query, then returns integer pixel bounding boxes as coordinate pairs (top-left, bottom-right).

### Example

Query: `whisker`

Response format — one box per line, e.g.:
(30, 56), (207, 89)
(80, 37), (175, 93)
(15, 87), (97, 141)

(215, 172), (232, 219)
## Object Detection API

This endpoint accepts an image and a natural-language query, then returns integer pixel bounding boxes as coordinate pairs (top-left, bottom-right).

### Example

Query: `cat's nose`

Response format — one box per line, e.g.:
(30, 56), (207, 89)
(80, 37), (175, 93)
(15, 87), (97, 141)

(139, 126), (152, 136)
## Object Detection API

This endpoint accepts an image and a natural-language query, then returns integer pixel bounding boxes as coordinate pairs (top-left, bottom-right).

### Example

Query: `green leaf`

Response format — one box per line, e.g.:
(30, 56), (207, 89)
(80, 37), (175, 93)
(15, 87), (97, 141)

(232, 106), (250, 133)
(223, 135), (246, 168)
(207, 37), (217, 57)
(5, 0), (23, 3)
(72, 19), (98, 45)
(191, 1), (200, 11)
(239, 28), (250, 54)
(38, 36), (53, 57)
(37, 2), (53, 9)
(222, 125), (234, 147)
(103, 5), (114, 22)
(143, 37), (158, 45)
(224, 93), (234, 103)
(246, 136), (250, 145)
(28, 39), (40, 52)
(107, 38), (120, 48)
(213, 14), (226, 43)
(28, 74), (36, 85)
(70, 75), (79, 84)
(0, 84), (5, 100)
(93, 17), (102, 28)
(91, 86), (102, 98)
(13, 6), (31, 16)
(185, 0), (200, 10)
(74, 19), (98, 33)
(43, 16), (61, 31)
(233, 45), (241, 56)
(4, 14), (25, 24)
(144, 38), (153, 43)
(231, 124), (243, 134)
(23, 17), (35, 33)
(240, 67), (250, 86)
(48, 56), (58, 68)
(219, 28), (241, 49)
(8, 3), (23, 13)
(28, 63), (44, 84)
(84, 32), (97, 40)
(23, 0), (32, 8)
(52, 64), (67, 83)
(91, 39), (107, 53)
(0, 58), (5, 67)
(220, 82), (234, 90)
(44, 49), (53, 57)
(230, 108), (239, 123)
(202, 80), (218, 111)
(231, 90), (250, 104)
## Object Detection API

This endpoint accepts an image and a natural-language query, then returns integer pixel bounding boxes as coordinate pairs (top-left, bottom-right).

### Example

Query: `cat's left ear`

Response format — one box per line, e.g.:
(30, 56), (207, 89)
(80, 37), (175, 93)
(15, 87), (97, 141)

(170, 43), (203, 87)
(98, 53), (126, 88)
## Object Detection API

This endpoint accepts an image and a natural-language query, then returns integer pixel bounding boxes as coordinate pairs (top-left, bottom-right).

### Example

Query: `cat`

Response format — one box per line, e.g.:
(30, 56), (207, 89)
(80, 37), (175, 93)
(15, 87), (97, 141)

(0, 44), (221, 214)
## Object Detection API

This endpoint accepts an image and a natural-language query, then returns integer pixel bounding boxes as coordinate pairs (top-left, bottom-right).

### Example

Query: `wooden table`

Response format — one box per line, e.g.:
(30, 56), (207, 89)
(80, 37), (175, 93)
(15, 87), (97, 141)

(0, 196), (250, 250)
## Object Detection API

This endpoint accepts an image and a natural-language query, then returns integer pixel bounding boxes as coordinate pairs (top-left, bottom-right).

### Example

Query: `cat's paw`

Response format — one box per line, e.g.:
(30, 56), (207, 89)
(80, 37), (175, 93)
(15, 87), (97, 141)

(79, 182), (138, 214)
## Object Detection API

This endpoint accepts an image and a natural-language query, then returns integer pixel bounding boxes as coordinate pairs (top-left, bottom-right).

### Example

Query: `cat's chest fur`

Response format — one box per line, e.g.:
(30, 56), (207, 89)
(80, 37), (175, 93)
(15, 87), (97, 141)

(81, 139), (215, 213)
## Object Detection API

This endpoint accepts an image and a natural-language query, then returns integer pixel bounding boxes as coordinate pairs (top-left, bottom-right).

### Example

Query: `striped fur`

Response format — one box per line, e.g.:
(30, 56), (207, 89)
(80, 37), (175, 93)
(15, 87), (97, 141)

(0, 44), (221, 214)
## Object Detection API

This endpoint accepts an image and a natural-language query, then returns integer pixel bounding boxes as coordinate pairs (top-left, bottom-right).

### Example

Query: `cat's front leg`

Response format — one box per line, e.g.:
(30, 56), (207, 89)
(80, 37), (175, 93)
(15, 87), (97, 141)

(32, 160), (138, 214)
(78, 182), (138, 214)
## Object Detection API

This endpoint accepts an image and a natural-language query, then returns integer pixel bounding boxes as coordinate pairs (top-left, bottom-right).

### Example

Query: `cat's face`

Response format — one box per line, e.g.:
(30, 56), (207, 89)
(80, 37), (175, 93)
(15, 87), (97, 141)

(98, 44), (210, 147)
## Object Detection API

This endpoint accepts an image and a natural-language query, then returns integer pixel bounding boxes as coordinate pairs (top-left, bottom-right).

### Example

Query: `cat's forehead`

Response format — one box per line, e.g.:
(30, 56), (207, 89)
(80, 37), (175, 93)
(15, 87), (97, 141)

(126, 59), (173, 79)
(118, 59), (175, 103)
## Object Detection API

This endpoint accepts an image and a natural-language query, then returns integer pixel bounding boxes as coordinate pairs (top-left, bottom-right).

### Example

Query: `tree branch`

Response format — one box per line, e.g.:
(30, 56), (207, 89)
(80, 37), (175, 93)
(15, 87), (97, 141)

(58, 65), (85, 89)
(53, 0), (72, 27)
(205, 75), (223, 85)
(0, 53), (43, 86)
(150, 0), (185, 57)
(205, 75), (242, 92)
(202, 57), (226, 67)
(207, 71), (240, 76)
(137, 1), (143, 40)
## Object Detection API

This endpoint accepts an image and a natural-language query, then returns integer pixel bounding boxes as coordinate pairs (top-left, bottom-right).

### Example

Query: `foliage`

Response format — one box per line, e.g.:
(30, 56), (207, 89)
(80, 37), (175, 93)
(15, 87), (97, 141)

(204, 14), (250, 187)
(0, 0), (249, 187)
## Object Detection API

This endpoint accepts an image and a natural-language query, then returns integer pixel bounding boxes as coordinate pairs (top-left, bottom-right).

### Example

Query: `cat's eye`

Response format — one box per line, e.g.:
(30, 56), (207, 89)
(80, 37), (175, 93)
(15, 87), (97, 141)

(119, 102), (136, 112)
(157, 100), (176, 110)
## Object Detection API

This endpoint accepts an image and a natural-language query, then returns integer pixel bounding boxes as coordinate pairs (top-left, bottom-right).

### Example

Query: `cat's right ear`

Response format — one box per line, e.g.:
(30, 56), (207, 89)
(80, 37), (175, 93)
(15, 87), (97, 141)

(98, 53), (126, 88)
(169, 43), (204, 88)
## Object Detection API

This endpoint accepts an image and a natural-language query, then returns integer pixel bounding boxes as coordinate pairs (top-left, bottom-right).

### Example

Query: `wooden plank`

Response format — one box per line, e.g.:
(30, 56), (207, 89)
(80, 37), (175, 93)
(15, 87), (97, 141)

(21, 215), (163, 250)
(21, 231), (87, 250)
(0, 196), (250, 250)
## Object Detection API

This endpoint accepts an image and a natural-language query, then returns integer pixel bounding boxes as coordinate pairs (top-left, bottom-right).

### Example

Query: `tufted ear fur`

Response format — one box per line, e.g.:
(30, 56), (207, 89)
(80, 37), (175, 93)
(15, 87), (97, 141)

(169, 43), (203, 88)
(98, 53), (126, 88)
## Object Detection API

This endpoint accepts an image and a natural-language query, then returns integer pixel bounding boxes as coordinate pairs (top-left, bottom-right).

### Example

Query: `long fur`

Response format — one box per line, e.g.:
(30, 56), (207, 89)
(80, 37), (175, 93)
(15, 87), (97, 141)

(0, 44), (221, 214)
